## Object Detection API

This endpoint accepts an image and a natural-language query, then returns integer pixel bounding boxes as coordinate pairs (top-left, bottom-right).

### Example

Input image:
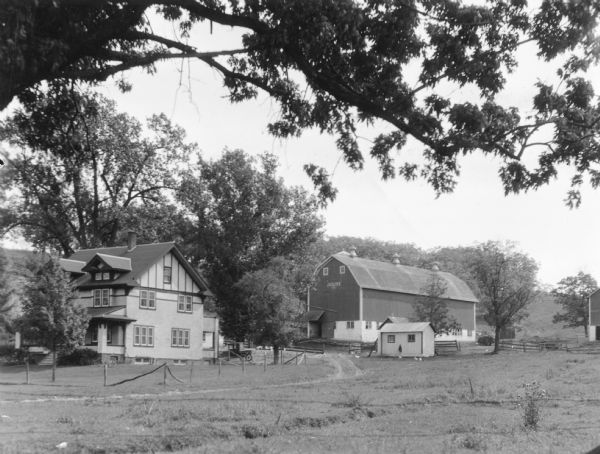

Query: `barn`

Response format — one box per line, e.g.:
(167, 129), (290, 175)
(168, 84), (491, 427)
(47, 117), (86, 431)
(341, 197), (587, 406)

(307, 249), (478, 342)
(378, 322), (435, 357)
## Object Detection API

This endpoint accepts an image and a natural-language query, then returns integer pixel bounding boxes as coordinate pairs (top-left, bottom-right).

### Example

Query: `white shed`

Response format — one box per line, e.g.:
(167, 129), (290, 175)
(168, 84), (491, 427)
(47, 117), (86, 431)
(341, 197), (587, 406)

(378, 322), (435, 357)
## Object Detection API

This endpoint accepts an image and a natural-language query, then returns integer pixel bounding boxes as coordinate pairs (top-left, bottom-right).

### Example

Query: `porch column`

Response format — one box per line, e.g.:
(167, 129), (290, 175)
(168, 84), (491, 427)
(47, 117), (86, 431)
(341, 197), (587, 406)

(97, 324), (107, 354)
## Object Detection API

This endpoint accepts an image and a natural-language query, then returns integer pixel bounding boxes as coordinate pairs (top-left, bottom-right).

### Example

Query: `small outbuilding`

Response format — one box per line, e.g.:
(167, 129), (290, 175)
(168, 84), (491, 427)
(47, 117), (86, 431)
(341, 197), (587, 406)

(378, 322), (435, 357)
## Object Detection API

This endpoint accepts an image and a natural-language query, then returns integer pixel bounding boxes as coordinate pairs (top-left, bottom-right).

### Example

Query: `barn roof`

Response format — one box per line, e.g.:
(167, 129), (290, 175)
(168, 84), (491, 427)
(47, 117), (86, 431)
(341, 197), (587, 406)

(64, 242), (211, 293)
(331, 252), (478, 303)
(380, 322), (434, 333)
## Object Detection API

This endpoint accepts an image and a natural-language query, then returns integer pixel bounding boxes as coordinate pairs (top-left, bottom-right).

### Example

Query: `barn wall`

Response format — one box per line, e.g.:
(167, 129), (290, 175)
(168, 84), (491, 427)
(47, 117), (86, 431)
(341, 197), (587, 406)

(309, 258), (360, 324)
(362, 289), (475, 330)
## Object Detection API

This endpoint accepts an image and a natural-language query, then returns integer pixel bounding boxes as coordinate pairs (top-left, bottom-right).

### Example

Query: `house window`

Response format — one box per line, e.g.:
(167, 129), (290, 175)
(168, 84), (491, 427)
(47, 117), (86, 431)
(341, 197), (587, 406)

(339, 266), (345, 274)
(164, 266), (172, 284)
(94, 273), (101, 281)
(178, 295), (193, 313)
(140, 290), (156, 309)
(91, 328), (98, 343)
(171, 328), (190, 348)
(387, 335), (396, 343)
(107, 327), (113, 344)
(346, 321), (354, 329)
(134, 325), (154, 347)
(102, 272), (110, 280)
(365, 321), (371, 329)
(408, 334), (416, 343)
(323, 267), (329, 276)
(93, 289), (110, 307)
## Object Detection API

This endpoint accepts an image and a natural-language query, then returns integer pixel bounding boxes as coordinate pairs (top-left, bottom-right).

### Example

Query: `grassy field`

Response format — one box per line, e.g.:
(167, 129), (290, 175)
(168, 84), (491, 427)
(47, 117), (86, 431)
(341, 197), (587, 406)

(1, 349), (600, 453)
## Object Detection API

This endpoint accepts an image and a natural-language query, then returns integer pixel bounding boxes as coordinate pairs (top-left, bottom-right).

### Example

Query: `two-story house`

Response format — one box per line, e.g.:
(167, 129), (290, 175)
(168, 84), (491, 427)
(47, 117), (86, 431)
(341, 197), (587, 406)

(60, 232), (217, 364)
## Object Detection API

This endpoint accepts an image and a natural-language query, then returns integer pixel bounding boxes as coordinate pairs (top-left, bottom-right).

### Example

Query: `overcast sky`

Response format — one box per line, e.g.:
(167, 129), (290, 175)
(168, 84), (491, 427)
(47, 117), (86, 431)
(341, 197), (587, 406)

(3, 16), (600, 286)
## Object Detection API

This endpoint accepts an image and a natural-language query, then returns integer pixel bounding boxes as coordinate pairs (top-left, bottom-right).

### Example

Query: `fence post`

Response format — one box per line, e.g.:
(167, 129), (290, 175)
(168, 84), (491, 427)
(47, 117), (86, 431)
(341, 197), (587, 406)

(264, 352), (267, 372)
(218, 359), (221, 376)
(163, 364), (167, 387)
(295, 352), (298, 366)
(280, 350), (284, 368)
(242, 356), (245, 374)
(104, 363), (107, 387)
(189, 361), (194, 385)
(25, 358), (30, 385)
(522, 342), (525, 352)
(305, 349), (308, 367)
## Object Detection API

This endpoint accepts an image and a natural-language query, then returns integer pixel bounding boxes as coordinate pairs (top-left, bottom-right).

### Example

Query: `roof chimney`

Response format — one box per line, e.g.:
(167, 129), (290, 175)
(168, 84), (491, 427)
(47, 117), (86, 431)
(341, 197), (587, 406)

(392, 253), (400, 266)
(431, 261), (440, 272)
(127, 231), (137, 251)
(349, 246), (357, 258)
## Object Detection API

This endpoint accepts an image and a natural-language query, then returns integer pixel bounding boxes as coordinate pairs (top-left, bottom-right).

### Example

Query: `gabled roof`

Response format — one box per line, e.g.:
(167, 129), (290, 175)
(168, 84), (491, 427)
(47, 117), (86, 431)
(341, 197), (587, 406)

(330, 252), (478, 303)
(302, 310), (325, 322)
(380, 322), (434, 333)
(65, 242), (210, 293)
(81, 253), (132, 272)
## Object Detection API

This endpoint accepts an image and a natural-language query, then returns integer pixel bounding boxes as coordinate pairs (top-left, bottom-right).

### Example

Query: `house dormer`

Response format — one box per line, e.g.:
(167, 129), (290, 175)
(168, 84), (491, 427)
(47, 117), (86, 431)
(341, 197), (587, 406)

(82, 253), (132, 282)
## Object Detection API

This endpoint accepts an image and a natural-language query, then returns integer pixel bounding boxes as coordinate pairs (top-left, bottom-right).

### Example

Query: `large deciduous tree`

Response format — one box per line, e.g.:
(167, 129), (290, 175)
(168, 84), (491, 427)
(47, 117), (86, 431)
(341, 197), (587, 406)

(469, 241), (538, 353)
(16, 257), (88, 381)
(179, 149), (323, 341)
(235, 257), (306, 364)
(2, 1), (600, 204)
(0, 84), (194, 255)
(551, 272), (598, 336)
(411, 272), (461, 335)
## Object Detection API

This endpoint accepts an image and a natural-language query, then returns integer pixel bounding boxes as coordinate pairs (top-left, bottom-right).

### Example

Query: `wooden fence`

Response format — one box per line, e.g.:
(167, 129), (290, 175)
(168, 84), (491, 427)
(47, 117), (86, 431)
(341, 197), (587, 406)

(499, 339), (600, 354)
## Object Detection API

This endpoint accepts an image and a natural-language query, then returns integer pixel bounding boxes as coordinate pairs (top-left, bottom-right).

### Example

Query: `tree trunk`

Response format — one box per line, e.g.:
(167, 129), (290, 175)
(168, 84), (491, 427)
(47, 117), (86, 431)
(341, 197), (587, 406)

(493, 326), (501, 354)
(51, 348), (57, 382)
(273, 345), (279, 365)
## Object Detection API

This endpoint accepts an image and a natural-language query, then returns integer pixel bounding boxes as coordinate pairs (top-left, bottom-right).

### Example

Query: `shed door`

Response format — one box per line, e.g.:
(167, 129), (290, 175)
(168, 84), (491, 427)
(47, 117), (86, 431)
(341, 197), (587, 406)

(382, 334), (399, 356)
(403, 333), (422, 356)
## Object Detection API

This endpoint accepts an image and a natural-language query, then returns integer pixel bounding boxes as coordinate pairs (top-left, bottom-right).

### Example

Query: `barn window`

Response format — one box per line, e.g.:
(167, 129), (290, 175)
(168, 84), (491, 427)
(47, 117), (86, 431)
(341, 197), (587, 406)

(408, 334), (416, 343)
(346, 321), (354, 329)
(339, 266), (345, 274)
(365, 321), (371, 329)
(323, 267), (329, 276)
(387, 335), (395, 343)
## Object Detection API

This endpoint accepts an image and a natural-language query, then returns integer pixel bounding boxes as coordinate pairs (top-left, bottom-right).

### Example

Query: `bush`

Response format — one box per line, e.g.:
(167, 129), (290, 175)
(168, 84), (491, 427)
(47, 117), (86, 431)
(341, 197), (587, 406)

(58, 348), (101, 366)
(517, 381), (548, 430)
(477, 335), (494, 346)
(0, 346), (27, 365)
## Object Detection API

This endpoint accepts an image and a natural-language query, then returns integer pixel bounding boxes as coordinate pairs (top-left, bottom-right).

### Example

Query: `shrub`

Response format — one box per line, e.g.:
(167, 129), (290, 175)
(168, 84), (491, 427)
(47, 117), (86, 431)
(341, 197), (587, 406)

(517, 381), (548, 430)
(58, 348), (101, 366)
(0, 346), (27, 365)
(477, 335), (494, 346)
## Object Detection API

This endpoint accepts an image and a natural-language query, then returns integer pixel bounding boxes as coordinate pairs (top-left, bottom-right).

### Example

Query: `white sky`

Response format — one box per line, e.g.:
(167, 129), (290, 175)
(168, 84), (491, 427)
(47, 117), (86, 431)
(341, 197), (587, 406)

(3, 16), (600, 286)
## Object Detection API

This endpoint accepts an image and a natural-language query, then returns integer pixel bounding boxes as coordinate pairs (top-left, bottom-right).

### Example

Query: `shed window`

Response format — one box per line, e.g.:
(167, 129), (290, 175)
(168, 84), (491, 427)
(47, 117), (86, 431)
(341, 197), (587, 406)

(323, 267), (329, 276)
(387, 335), (396, 343)
(163, 266), (172, 284)
(339, 265), (345, 274)
(346, 321), (354, 329)
(408, 334), (416, 343)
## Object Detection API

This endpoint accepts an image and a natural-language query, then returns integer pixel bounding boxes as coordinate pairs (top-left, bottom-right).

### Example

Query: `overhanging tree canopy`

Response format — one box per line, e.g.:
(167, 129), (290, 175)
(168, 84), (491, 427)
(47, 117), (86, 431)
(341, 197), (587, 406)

(2, 1), (600, 204)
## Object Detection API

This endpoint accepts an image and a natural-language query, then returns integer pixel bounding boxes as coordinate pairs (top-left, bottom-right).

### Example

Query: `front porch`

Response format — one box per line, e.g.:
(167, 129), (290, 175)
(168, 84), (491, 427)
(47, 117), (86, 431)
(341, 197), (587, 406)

(84, 306), (136, 362)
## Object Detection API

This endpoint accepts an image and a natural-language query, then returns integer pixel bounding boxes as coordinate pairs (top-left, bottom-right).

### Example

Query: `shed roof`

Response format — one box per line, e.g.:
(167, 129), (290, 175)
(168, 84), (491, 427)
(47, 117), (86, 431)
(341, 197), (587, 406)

(65, 242), (211, 293)
(331, 252), (478, 303)
(379, 322), (434, 333)
(302, 310), (325, 322)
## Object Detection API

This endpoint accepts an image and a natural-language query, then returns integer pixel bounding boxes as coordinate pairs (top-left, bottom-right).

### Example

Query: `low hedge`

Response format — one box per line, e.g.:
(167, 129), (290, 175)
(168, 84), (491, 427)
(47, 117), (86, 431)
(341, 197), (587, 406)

(58, 348), (102, 366)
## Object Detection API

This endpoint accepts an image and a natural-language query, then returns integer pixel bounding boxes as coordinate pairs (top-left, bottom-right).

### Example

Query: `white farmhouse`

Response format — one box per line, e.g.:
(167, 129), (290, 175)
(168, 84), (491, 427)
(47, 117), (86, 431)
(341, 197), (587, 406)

(60, 232), (217, 364)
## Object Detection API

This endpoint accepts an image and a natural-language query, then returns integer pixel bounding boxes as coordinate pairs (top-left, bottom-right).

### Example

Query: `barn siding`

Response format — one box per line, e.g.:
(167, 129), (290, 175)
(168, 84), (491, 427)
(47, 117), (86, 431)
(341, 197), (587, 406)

(310, 258), (360, 323)
(362, 289), (475, 330)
